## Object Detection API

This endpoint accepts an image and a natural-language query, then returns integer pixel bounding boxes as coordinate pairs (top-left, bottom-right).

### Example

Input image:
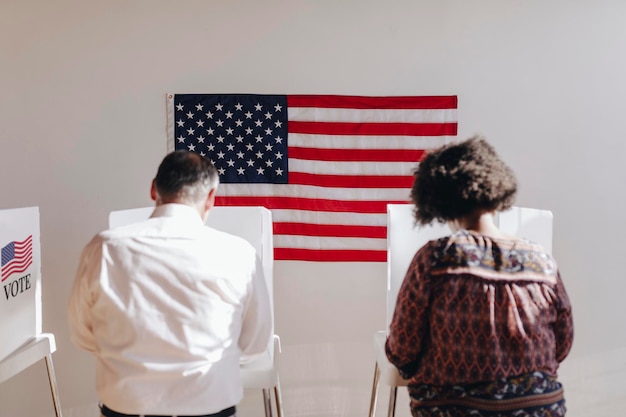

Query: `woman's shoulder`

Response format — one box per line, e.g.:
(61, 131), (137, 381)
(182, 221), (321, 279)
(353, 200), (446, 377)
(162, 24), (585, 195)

(419, 230), (558, 277)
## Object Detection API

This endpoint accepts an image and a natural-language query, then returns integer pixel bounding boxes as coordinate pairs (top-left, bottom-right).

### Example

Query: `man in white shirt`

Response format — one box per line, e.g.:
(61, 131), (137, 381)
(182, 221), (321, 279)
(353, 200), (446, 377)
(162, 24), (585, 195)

(68, 150), (272, 417)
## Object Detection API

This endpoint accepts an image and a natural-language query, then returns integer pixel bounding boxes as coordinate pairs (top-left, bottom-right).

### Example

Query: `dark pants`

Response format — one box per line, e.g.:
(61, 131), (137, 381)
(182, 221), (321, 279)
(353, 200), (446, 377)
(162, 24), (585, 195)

(100, 404), (237, 417)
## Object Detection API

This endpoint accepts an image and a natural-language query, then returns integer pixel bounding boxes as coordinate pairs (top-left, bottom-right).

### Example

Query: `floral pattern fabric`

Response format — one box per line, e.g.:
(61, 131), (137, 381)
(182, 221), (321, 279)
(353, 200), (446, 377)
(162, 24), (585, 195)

(409, 371), (566, 417)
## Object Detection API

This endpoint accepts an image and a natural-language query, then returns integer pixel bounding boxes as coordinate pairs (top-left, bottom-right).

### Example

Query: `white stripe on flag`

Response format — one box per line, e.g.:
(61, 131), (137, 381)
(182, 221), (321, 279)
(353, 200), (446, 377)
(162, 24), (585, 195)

(289, 159), (416, 176)
(289, 134), (455, 150)
(272, 209), (387, 226)
(217, 184), (411, 201)
(288, 107), (458, 123)
(274, 235), (387, 251)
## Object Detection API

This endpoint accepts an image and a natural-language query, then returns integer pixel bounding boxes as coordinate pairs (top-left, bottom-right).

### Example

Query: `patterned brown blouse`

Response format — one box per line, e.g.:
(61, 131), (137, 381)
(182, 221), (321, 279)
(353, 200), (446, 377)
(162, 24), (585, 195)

(385, 230), (574, 387)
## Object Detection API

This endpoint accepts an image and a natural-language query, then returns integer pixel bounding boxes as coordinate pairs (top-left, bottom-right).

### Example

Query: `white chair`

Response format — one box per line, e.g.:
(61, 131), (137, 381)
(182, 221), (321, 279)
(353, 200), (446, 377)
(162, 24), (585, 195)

(368, 204), (554, 417)
(109, 206), (283, 417)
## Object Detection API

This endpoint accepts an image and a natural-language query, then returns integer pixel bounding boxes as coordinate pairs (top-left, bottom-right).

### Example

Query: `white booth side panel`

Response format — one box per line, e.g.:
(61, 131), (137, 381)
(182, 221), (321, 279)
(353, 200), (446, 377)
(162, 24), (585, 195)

(0, 207), (42, 362)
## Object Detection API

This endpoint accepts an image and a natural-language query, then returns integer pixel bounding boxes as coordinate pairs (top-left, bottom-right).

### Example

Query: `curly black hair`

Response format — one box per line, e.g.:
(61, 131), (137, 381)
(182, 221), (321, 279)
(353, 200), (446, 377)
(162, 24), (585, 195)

(410, 135), (518, 225)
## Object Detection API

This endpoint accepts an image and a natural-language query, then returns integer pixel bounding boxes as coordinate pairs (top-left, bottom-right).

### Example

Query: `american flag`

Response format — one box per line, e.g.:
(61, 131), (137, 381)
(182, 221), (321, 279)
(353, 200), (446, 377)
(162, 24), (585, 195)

(167, 94), (457, 262)
(1, 235), (33, 281)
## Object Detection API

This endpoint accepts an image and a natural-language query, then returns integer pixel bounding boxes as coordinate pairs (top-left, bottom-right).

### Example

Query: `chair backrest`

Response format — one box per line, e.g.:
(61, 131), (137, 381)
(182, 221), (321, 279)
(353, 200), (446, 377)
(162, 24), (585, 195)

(109, 205), (275, 335)
(386, 204), (553, 330)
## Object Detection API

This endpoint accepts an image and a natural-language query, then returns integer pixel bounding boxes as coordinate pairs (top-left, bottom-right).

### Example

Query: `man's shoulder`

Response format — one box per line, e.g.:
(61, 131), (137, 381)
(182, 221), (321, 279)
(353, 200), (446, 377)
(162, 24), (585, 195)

(97, 219), (158, 240)
(89, 218), (257, 259)
(202, 226), (256, 253)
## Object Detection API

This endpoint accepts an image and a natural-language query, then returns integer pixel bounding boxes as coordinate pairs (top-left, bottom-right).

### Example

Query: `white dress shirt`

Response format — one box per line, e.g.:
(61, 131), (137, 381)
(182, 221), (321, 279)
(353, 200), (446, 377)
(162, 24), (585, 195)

(68, 204), (272, 415)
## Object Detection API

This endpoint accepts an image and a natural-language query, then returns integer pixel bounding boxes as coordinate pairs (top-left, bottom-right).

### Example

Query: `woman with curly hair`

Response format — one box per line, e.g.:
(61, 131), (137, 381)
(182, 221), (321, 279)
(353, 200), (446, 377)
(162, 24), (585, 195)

(385, 136), (574, 417)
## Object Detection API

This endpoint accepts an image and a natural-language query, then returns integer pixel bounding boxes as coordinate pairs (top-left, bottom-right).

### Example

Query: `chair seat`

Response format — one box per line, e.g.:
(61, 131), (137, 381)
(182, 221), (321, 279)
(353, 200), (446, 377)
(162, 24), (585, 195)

(373, 331), (409, 387)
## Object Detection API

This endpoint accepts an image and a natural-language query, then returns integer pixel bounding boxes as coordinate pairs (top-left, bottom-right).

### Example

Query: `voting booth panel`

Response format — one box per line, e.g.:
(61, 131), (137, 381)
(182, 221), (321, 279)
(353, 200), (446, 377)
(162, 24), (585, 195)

(109, 206), (283, 417)
(0, 207), (62, 417)
(369, 204), (555, 417)
(498, 206), (553, 255)
(0, 207), (42, 362)
(385, 211), (449, 331)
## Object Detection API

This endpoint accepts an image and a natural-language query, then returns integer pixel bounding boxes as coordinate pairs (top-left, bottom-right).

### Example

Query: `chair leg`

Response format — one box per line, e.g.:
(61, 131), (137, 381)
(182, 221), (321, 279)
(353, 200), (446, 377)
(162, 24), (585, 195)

(387, 386), (397, 417)
(368, 363), (381, 417)
(262, 388), (273, 417)
(273, 377), (284, 417)
(45, 355), (63, 417)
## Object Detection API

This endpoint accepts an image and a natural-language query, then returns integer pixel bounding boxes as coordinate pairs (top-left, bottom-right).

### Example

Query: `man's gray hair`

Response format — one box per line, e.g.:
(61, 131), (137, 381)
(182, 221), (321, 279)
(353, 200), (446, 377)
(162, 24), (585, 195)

(154, 151), (220, 204)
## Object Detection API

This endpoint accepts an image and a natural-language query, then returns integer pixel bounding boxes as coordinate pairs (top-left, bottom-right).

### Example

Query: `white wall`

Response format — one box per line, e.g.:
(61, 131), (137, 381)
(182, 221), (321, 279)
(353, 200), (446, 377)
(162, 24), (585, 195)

(1, 1), (625, 416)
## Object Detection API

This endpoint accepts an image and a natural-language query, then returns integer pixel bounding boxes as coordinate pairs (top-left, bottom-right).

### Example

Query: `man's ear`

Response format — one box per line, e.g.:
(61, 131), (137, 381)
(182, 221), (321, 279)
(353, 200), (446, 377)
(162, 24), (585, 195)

(150, 180), (158, 202)
(200, 188), (217, 222)
(205, 188), (217, 211)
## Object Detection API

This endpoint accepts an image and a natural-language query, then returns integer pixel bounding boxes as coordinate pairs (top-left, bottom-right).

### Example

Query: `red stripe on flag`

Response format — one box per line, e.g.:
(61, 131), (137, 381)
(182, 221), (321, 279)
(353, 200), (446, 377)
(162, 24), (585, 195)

(15, 244), (32, 255)
(287, 95), (458, 110)
(289, 172), (414, 188)
(16, 236), (33, 247)
(274, 247), (387, 262)
(288, 121), (457, 136)
(288, 146), (425, 162)
(273, 222), (387, 239)
(216, 196), (409, 213)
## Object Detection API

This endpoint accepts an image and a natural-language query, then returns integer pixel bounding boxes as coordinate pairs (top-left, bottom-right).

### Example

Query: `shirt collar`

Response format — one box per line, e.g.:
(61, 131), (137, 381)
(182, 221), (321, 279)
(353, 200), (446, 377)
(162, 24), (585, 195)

(150, 203), (205, 226)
